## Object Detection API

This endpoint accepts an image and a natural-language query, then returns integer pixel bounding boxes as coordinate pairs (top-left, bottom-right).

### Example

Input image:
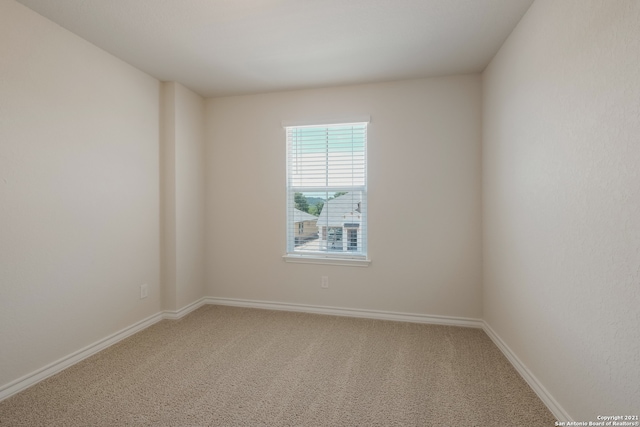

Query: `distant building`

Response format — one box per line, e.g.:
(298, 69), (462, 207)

(292, 208), (318, 245)
(316, 192), (363, 252)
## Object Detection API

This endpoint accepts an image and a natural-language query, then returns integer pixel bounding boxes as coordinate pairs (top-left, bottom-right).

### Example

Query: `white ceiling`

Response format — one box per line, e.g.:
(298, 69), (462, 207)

(16, 0), (534, 97)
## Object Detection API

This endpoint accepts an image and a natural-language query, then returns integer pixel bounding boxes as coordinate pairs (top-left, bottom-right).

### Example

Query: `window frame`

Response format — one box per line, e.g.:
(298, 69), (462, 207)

(282, 117), (371, 267)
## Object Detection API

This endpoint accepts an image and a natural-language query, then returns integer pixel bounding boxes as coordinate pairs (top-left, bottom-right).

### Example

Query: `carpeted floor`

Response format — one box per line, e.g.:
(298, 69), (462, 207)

(0, 305), (555, 426)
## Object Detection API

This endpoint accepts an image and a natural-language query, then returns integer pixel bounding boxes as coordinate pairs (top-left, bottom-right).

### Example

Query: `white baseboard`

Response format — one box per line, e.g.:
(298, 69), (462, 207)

(0, 296), (208, 403)
(205, 297), (484, 328)
(482, 321), (572, 422)
(162, 297), (207, 320)
(0, 311), (164, 402)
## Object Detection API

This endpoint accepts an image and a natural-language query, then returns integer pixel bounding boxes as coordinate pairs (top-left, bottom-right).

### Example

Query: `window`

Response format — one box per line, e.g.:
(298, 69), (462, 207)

(284, 120), (369, 266)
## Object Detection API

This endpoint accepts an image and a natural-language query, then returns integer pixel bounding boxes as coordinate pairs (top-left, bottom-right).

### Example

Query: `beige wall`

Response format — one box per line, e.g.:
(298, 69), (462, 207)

(206, 76), (483, 318)
(483, 0), (640, 419)
(161, 83), (177, 310)
(0, 0), (161, 387)
(174, 84), (207, 309)
(161, 82), (206, 311)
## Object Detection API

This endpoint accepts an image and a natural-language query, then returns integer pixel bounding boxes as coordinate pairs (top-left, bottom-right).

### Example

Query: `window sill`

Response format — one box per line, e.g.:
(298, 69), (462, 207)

(283, 254), (371, 267)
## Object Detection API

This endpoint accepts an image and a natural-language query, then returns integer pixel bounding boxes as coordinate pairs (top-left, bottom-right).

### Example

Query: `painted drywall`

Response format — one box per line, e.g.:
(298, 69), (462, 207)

(0, 0), (161, 388)
(205, 76), (483, 319)
(483, 0), (640, 419)
(161, 83), (178, 311)
(161, 82), (206, 311)
(174, 83), (206, 309)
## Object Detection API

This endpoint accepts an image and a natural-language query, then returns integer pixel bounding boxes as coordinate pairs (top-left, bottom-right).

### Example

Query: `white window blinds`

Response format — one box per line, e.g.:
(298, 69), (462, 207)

(286, 122), (368, 259)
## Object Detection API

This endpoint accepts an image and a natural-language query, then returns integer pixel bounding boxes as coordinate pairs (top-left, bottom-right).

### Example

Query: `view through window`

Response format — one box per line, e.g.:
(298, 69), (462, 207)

(286, 122), (368, 259)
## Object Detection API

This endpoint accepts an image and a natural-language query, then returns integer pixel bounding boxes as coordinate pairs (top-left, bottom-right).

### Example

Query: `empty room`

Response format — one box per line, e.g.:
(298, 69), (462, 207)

(1, 0), (638, 425)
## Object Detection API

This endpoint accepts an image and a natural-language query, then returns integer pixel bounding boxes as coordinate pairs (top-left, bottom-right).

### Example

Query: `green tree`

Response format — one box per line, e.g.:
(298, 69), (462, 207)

(294, 192), (309, 212)
(309, 201), (324, 216)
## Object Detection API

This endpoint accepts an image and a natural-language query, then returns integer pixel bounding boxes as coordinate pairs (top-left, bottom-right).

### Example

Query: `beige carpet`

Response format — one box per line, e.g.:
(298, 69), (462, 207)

(0, 305), (554, 426)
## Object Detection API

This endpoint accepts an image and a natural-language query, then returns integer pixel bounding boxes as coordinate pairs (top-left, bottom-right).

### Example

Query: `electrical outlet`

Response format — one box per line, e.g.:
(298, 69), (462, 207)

(321, 276), (329, 289)
(140, 283), (148, 299)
